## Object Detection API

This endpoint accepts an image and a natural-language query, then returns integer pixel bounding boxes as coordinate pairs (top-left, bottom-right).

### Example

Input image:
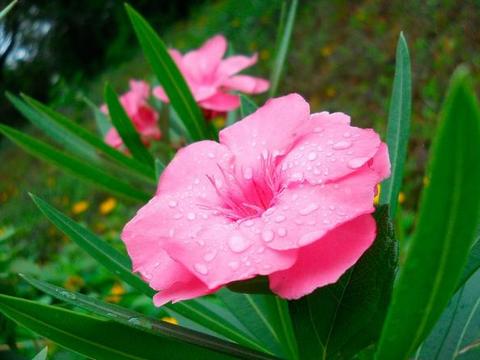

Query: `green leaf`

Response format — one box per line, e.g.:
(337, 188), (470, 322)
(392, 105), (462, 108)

(7, 92), (98, 162)
(376, 67), (480, 360)
(21, 275), (274, 360)
(269, 0), (298, 97)
(104, 84), (154, 167)
(31, 347), (48, 360)
(379, 32), (412, 218)
(458, 237), (480, 290)
(22, 93), (156, 181)
(417, 269), (480, 359)
(0, 294), (231, 360)
(0, 125), (150, 202)
(217, 290), (298, 359)
(83, 95), (111, 137)
(0, 0), (17, 19)
(155, 158), (166, 181)
(290, 206), (398, 359)
(240, 95), (258, 118)
(29, 194), (268, 353)
(125, 4), (208, 141)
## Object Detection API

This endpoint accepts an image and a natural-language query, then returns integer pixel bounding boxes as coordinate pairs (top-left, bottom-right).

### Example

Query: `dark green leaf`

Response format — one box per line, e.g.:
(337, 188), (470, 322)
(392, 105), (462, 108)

(417, 269), (480, 359)
(104, 84), (154, 167)
(0, 125), (150, 202)
(458, 237), (480, 291)
(21, 275), (274, 360)
(22, 94), (155, 181)
(376, 67), (480, 360)
(269, 0), (298, 97)
(125, 4), (208, 141)
(240, 95), (258, 118)
(290, 206), (398, 359)
(0, 294), (231, 360)
(379, 32), (412, 218)
(217, 290), (298, 359)
(155, 158), (165, 181)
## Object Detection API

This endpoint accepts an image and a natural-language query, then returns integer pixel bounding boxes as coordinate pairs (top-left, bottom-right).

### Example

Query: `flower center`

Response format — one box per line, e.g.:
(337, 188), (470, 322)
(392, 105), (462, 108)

(204, 152), (284, 221)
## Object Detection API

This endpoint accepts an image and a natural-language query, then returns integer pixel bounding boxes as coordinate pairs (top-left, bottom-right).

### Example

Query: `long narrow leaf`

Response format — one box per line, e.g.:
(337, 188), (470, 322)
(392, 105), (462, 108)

(83, 95), (112, 137)
(376, 67), (480, 360)
(21, 276), (274, 360)
(0, 126), (150, 202)
(458, 237), (480, 290)
(23, 94), (155, 181)
(379, 32), (412, 217)
(104, 84), (154, 167)
(125, 4), (208, 141)
(0, 0), (17, 19)
(240, 95), (258, 118)
(269, 0), (298, 97)
(0, 294), (230, 360)
(29, 194), (268, 352)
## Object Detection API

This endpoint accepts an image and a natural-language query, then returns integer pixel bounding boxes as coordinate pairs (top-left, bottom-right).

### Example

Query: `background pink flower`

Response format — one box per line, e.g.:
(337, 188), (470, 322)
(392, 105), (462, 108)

(102, 80), (161, 149)
(153, 35), (270, 114)
(122, 94), (390, 306)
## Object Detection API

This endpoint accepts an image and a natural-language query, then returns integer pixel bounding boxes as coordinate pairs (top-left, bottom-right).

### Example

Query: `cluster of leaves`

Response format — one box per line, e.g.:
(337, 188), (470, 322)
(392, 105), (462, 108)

(1, 1), (480, 359)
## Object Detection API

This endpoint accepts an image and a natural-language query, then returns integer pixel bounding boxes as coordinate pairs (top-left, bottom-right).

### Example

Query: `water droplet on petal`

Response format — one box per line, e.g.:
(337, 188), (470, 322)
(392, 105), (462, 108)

(307, 151), (317, 161)
(168, 200), (178, 208)
(207, 152), (215, 159)
(194, 263), (208, 275)
(299, 203), (319, 215)
(244, 219), (254, 227)
(203, 251), (217, 262)
(347, 157), (369, 169)
(278, 228), (287, 237)
(343, 132), (351, 138)
(275, 214), (286, 223)
(228, 261), (240, 270)
(187, 212), (196, 221)
(262, 229), (275, 242)
(228, 235), (251, 253)
(333, 140), (352, 150)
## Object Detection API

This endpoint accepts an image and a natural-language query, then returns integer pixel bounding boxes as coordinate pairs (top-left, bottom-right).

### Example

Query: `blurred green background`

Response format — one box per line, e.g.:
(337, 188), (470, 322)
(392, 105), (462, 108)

(1, 0), (479, 357)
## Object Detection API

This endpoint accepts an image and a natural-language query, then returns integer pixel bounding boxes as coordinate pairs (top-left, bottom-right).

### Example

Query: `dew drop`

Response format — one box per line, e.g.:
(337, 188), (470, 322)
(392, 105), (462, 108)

(307, 151), (318, 161)
(275, 214), (286, 223)
(228, 261), (240, 270)
(299, 203), (319, 215)
(278, 228), (287, 237)
(187, 212), (196, 221)
(347, 157), (369, 169)
(262, 229), (275, 242)
(228, 235), (251, 253)
(194, 263), (208, 275)
(244, 219), (254, 227)
(203, 251), (217, 262)
(333, 140), (352, 150)
(168, 200), (178, 208)
(174, 213), (183, 220)
(207, 152), (215, 159)
(343, 132), (352, 138)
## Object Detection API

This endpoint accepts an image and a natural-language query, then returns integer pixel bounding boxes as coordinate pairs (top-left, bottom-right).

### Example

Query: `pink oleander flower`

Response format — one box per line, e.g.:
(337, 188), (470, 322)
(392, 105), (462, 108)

(153, 34), (270, 117)
(102, 80), (161, 149)
(122, 94), (390, 305)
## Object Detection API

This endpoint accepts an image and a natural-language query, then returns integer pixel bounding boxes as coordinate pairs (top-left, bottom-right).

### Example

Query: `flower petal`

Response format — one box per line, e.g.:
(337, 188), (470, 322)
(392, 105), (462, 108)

(223, 75), (270, 94)
(199, 92), (240, 111)
(219, 94), (310, 171)
(263, 166), (379, 251)
(104, 128), (123, 149)
(217, 54), (258, 77)
(280, 114), (382, 186)
(183, 35), (227, 82)
(269, 214), (376, 299)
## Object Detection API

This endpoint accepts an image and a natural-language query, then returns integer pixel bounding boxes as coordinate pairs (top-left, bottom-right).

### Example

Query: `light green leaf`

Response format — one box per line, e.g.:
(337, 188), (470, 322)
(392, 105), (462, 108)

(31, 347), (48, 360)
(240, 95), (258, 118)
(379, 32), (412, 218)
(269, 0), (298, 97)
(0, 294), (231, 360)
(155, 158), (166, 181)
(0, 0), (17, 19)
(125, 4), (208, 141)
(458, 238), (480, 291)
(104, 84), (154, 167)
(83, 95), (111, 137)
(22, 93), (156, 181)
(0, 126), (150, 202)
(21, 275), (274, 360)
(376, 67), (480, 360)
(290, 206), (397, 359)
(217, 290), (298, 359)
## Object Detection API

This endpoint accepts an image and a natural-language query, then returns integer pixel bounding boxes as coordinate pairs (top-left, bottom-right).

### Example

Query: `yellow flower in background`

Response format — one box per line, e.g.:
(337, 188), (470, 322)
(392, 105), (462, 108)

(321, 45), (333, 57)
(99, 197), (117, 215)
(325, 86), (336, 98)
(374, 184), (381, 205)
(260, 49), (271, 61)
(423, 176), (430, 187)
(64, 275), (85, 292)
(106, 282), (126, 303)
(72, 200), (89, 214)
(212, 116), (226, 129)
(398, 192), (406, 205)
(161, 317), (178, 325)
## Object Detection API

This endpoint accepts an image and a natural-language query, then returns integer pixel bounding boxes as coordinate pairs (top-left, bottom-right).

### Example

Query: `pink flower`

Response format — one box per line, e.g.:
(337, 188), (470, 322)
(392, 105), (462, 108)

(102, 80), (161, 149)
(153, 35), (270, 115)
(122, 94), (390, 305)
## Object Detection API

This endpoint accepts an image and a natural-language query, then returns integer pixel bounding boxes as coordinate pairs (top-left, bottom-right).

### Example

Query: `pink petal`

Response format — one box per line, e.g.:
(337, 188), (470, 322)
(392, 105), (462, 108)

(280, 115), (382, 186)
(223, 75), (270, 94)
(104, 128), (123, 149)
(152, 86), (169, 103)
(370, 142), (391, 180)
(153, 278), (216, 306)
(219, 94), (310, 171)
(183, 35), (227, 83)
(269, 214), (376, 299)
(129, 80), (150, 99)
(199, 92), (240, 111)
(217, 54), (258, 77)
(262, 166), (379, 251)
(310, 111), (351, 125)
